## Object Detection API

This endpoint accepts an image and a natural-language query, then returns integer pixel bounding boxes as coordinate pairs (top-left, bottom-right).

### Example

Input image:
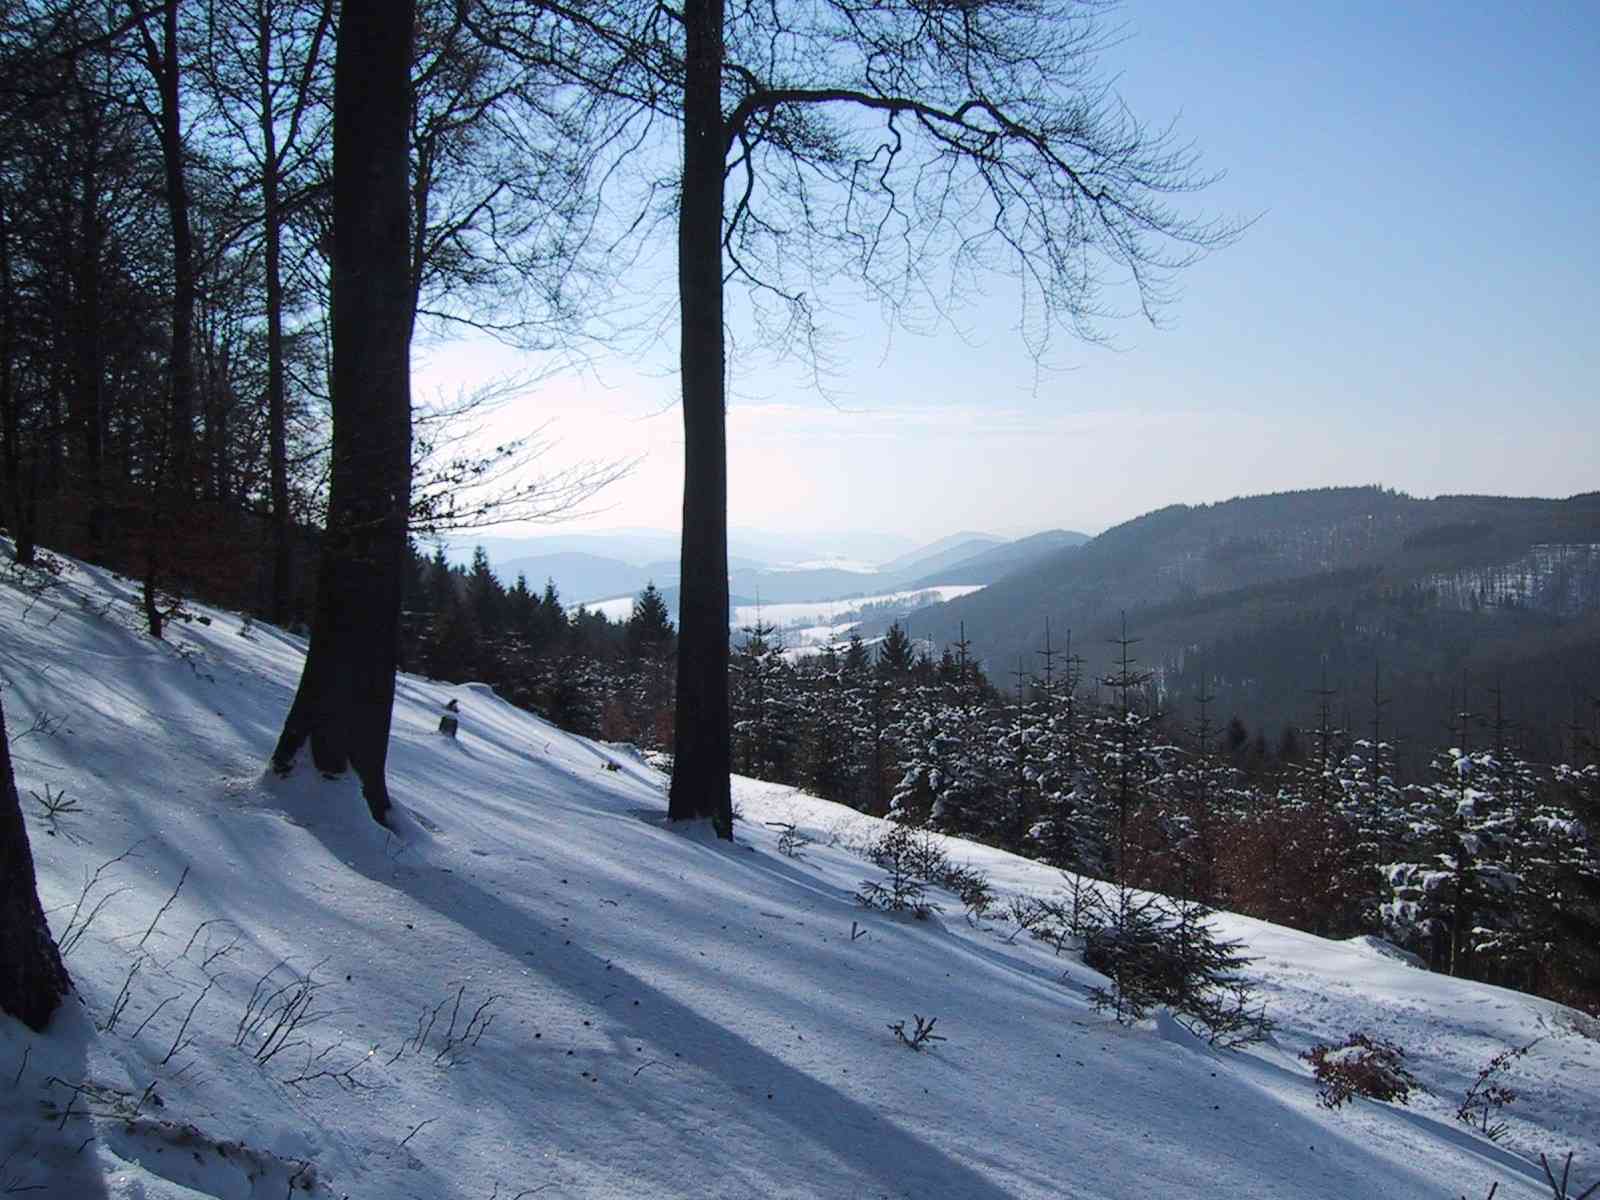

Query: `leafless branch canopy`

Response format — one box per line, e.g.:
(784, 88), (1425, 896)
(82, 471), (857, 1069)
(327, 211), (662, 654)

(471, 0), (1238, 366)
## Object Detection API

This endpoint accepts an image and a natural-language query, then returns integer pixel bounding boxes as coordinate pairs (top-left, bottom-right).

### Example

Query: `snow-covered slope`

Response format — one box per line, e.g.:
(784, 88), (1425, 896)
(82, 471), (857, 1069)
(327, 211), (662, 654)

(3, 546), (1597, 1199)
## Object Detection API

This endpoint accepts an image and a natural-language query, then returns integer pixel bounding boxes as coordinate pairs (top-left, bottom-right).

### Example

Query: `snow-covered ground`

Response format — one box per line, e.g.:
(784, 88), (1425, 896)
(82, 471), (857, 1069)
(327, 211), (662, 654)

(581, 584), (984, 632)
(764, 559), (881, 575)
(3, 545), (1597, 1199)
(731, 586), (984, 637)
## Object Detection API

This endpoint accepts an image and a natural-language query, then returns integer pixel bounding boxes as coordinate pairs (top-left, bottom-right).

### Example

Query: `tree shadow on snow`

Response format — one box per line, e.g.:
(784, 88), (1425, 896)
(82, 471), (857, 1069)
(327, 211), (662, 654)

(298, 801), (1021, 1200)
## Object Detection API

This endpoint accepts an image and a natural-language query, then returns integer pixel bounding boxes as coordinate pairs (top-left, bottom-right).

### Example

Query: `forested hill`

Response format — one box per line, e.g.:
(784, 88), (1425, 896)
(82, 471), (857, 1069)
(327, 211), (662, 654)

(888, 487), (1600, 771)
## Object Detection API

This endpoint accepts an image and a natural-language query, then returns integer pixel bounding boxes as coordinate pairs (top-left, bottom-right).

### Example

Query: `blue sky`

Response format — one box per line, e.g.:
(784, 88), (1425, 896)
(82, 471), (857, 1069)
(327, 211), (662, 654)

(414, 1), (1597, 543)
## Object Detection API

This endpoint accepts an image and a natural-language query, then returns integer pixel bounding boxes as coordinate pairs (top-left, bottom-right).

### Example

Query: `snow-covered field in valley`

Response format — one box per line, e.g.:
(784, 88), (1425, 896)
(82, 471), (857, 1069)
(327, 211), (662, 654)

(583, 585), (985, 634)
(2, 545), (1597, 1199)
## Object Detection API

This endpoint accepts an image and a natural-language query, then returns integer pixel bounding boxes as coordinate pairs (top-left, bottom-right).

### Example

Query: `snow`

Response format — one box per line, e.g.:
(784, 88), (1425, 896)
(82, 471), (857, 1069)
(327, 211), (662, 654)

(4, 544), (1599, 1199)
(576, 594), (641, 621)
(582, 585), (986, 641)
(733, 585), (984, 634)
(764, 559), (881, 574)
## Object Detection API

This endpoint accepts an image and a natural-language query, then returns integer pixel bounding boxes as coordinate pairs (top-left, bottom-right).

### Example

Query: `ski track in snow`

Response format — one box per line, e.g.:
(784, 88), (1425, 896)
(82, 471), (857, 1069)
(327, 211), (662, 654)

(1, 544), (1597, 1199)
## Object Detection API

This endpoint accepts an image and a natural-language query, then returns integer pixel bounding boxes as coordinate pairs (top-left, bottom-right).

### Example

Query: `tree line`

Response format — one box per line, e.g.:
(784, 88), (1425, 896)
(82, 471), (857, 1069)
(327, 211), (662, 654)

(409, 572), (1600, 1016)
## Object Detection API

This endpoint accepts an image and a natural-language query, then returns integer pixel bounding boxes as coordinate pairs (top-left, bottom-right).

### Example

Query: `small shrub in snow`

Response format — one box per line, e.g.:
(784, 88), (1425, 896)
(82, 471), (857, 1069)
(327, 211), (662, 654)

(1301, 1032), (1423, 1109)
(1456, 1038), (1540, 1142)
(938, 862), (995, 920)
(1083, 889), (1271, 1045)
(888, 1013), (945, 1051)
(235, 960), (330, 1065)
(902, 831), (950, 882)
(857, 825), (940, 918)
(1538, 1152), (1600, 1200)
(765, 821), (811, 859)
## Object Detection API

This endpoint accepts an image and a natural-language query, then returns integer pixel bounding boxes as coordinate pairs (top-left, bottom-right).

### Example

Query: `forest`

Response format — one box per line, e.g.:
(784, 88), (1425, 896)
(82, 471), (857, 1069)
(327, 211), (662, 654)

(407, 544), (1600, 1017)
(3, 0), (1596, 1031)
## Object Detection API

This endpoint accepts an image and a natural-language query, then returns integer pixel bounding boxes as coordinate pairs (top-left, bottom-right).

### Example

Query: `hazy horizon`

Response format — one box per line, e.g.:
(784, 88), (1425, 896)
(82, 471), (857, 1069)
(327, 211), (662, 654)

(416, 1), (1597, 545)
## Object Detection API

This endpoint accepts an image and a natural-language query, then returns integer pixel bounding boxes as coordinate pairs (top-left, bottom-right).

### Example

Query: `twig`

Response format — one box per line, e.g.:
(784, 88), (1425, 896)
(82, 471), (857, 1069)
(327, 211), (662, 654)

(162, 978), (214, 1065)
(100, 959), (143, 1033)
(128, 992), (182, 1041)
(282, 1042), (376, 1092)
(137, 866), (189, 949)
(57, 843), (144, 956)
(1541, 1153), (1600, 1200)
(399, 1118), (437, 1149)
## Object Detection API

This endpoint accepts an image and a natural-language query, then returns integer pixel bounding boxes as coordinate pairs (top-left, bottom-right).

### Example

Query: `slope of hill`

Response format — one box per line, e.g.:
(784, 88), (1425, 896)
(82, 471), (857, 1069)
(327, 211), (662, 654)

(877, 531), (1004, 576)
(494, 550), (665, 602)
(891, 488), (1600, 769)
(5, 543), (1598, 1199)
(905, 528), (1090, 589)
(877, 534), (1003, 581)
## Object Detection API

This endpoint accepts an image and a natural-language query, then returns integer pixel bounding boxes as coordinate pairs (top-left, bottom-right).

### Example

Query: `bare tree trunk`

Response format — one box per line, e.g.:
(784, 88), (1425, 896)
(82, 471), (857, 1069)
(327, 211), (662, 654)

(69, 142), (106, 553)
(133, 0), (198, 635)
(666, 0), (732, 838)
(0, 695), (73, 1032)
(260, 48), (293, 625)
(271, 0), (414, 826)
(0, 183), (20, 555)
(154, 0), (196, 495)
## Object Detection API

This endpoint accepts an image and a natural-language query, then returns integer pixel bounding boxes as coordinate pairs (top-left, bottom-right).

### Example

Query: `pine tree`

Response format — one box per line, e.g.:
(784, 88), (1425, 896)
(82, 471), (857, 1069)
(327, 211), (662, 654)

(466, 545), (506, 635)
(731, 617), (795, 781)
(624, 582), (675, 661)
(842, 632), (870, 678)
(1097, 614), (1158, 886)
(876, 621), (916, 679)
(1168, 675), (1234, 906)
(1029, 625), (1104, 874)
(506, 572), (537, 639)
(795, 649), (857, 803)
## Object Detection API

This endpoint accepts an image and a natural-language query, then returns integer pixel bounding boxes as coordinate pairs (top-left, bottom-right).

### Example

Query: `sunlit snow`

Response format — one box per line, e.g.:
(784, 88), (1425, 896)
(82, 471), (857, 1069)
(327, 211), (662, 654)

(2, 544), (1596, 1199)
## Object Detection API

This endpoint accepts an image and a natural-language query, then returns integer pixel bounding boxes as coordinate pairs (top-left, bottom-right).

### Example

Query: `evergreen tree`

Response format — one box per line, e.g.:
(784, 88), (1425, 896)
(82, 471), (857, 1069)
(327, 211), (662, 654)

(1548, 753), (1600, 1006)
(876, 621), (916, 679)
(624, 582), (676, 661)
(427, 545), (456, 615)
(1097, 614), (1159, 886)
(842, 632), (870, 677)
(731, 618), (795, 780)
(795, 649), (858, 804)
(466, 545), (506, 635)
(506, 572), (537, 639)
(535, 578), (566, 651)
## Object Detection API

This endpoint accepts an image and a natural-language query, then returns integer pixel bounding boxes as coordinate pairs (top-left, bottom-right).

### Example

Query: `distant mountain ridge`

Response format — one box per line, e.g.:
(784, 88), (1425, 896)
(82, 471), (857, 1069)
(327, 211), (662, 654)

(466, 527), (1081, 606)
(905, 529), (1089, 589)
(876, 531), (1003, 574)
(878, 486), (1600, 772)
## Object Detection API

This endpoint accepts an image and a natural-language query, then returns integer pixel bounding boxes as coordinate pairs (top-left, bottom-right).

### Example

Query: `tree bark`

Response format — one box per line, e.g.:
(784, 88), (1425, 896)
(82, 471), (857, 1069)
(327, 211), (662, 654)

(154, 0), (196, 495)
(0, 183), (19, 552)
(0, 180), (37, 567)
(69, 131), (106, 553)
(0, 695), (72, 1032)
(667, 0), (733, 838)
(271, 0), (415, 826)
(259, 19), (293, 626)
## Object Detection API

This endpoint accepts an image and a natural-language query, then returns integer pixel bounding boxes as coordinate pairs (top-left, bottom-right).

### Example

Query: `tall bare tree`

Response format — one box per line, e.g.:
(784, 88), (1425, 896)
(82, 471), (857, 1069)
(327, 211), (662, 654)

(197, 0), (334, 623)
(270, 0), (415, 824)
(485, 0), (1235, 837)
